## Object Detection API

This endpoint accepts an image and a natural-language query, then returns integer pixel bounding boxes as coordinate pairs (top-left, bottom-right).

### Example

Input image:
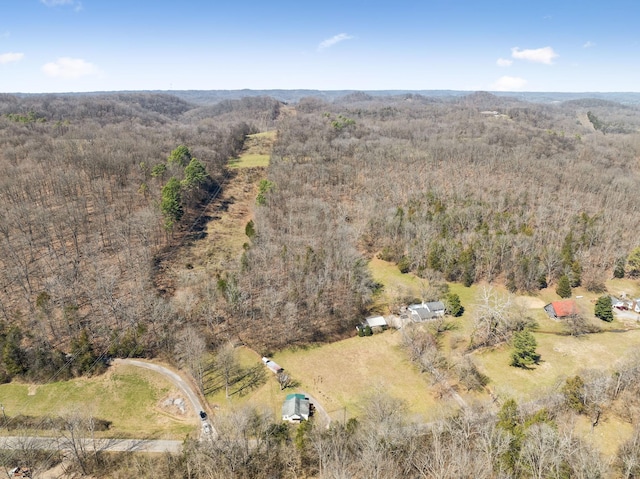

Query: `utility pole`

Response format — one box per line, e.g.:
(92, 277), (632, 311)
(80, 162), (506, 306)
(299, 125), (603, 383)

(0, 404), (6, 427)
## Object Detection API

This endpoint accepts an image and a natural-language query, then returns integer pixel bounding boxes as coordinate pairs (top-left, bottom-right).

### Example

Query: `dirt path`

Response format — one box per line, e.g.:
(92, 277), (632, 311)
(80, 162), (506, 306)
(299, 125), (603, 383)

(299, 391), (331, 428)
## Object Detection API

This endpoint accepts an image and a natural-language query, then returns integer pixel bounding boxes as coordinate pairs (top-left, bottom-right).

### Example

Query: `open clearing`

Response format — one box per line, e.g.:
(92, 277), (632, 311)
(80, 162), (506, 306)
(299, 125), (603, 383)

(228, 130), (276, 168)
(271, 331), (458, 422)
(0, 363), (195, 439)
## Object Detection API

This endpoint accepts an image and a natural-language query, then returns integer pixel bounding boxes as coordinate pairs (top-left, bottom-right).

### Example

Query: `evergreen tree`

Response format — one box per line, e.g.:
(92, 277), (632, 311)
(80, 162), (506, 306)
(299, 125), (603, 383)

(160, 177), (183, 230)
(497, 399), (523, 473)
(167, 145), (192, 167)
(256, 179), (275, 206)
(71, 329), (100, 376)
(614, 257), (626, 278)
(556, 274), (572, 298)
(182, 157), (208, 189)
(510, 331), (540, 368)
(594, 295), (613, 322)
(444, 292), (464, 317)
(570, 260), (582, 287)
(627, 246), (640, 277)
(2, 327), (26, 377)
(562, 375), (586, 414)
(245, 220), (256, 239)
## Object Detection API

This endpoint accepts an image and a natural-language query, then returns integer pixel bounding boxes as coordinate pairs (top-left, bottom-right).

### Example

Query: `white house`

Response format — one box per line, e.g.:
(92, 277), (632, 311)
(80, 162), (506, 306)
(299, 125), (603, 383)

(282, 394), (310, 423)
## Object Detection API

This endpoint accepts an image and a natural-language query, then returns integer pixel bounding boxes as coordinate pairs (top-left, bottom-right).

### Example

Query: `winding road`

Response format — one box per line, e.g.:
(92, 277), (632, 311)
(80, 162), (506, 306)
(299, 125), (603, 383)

(114, 358), (217, 439)
(113, 359), (205, 420)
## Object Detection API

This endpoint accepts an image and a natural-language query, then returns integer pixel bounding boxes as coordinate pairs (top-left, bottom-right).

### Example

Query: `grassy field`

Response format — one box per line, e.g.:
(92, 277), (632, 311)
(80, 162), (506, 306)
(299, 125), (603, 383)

(204, 330), (459, 423)
(0, 364), (195, 439)
(228, 130), (276, 169)
(271, 331), (457, 422)
(474, 329), (640, 399)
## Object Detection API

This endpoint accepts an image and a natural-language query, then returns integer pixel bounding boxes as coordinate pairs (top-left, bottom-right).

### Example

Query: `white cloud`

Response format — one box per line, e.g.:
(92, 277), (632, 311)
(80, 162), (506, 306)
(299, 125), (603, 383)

(583, 41), (595, 48)
(491, 76), (527, 91)
(0, 52), (24, 64)
(318, 33), (353, 51)
(496, 57), (513, 67)
(42, 57), (98, 78)
(511, 46), (558, 64)
(41, 0), (83, 11)
(41, 0), (72, 5)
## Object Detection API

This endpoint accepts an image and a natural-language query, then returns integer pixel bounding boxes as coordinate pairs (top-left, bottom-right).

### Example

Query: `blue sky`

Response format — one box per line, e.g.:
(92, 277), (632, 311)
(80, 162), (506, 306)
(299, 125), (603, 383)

(1, 0), (639, 93)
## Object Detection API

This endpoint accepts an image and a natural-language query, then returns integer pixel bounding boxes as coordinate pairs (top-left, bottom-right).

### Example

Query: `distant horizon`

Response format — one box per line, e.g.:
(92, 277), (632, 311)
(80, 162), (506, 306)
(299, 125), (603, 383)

(4, 88), (640, 95)
(2, 1), (640, 93)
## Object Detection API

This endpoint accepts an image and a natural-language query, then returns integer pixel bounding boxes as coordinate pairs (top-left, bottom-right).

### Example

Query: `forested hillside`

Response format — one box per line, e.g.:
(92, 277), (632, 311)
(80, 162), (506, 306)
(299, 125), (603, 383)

(3, 91), (640, 366)
(235, 93), (640, 348)
(3, 91), (640, 476)
(0, 93), (277, 380)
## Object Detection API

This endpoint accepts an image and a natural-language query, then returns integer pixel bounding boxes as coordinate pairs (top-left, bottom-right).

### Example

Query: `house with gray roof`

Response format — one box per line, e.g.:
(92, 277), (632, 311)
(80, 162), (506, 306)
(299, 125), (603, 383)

(407, 301), (445, 322)
(282, 394), (310, 423)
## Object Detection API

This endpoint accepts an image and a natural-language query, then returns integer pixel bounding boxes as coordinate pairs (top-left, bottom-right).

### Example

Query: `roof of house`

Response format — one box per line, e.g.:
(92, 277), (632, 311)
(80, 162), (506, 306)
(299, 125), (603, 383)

(425, 301), (445, 311)
(408, 301), (445, 320)
(410, 307), (439, 320)
(365, 316), (387, 328)
(286, 393), (306, 400)
(550, 299), (578, 317)
(282, 395), (310, 420)
(408, 301), (445, 312)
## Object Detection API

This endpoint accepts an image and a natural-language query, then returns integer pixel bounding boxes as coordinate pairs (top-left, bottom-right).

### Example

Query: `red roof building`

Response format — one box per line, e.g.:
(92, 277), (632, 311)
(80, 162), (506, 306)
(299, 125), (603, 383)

(544, 299), (578, 319)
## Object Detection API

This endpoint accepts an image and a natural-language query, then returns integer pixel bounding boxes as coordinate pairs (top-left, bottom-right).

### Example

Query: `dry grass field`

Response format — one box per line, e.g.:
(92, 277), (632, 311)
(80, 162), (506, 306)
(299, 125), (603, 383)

(271, 331), (458, 422)
(0, 363), (195, 439)
(228, 131), (276, 169)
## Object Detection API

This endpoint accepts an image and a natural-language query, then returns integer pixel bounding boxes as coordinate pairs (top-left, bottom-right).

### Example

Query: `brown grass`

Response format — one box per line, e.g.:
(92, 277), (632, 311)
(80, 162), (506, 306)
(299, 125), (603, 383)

(270, 331), (458, 422)
(0, 364), (195, 439)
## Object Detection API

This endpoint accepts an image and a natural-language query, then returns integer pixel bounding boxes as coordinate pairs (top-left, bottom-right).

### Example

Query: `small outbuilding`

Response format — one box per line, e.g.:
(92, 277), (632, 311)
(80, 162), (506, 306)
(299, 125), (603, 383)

(262, 357), (284, 374)
(364, 316), (387, 328)
(282, 394), (310, 423)
(544, 299), (578, 320)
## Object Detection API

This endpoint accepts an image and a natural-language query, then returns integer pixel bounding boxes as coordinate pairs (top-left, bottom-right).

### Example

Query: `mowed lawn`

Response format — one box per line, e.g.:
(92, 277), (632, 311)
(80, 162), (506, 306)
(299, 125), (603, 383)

(0, 364), (195, 439)
(474, 329), (640, 399)
(271, 331), (457, 422)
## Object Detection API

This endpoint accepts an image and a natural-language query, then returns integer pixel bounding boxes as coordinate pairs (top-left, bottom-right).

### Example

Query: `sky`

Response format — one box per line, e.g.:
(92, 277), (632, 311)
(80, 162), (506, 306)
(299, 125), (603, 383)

(1, 0), (640, 93)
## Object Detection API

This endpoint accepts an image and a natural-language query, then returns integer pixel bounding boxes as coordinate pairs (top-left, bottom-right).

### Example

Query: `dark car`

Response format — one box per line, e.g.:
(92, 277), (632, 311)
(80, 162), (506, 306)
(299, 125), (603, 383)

(199, 410), (207, 420)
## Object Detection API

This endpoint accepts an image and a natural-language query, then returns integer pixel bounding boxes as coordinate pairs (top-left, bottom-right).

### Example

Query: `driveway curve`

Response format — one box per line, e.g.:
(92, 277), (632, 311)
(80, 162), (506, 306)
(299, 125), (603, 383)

(113, 359), (216, 438)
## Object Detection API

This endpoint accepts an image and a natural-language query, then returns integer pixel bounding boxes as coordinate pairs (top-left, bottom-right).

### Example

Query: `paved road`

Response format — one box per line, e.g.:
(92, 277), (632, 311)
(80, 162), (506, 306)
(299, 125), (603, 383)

(0, 435), (183, 453)
(0, 360), (214, 455)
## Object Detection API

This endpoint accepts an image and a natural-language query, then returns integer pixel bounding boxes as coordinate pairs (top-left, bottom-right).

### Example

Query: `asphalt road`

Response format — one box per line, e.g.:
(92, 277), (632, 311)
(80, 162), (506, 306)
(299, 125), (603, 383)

(0, 435), (183, 453)
(0, 360), (214, 455)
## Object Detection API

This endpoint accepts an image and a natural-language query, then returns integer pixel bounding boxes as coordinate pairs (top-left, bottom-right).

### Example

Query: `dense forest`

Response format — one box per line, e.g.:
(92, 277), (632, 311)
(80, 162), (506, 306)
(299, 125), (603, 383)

(238, 92), (640, 349)
(2, 90), (640, 477)
(0, 92), (280, 381)
(2, 90), (640, 369)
